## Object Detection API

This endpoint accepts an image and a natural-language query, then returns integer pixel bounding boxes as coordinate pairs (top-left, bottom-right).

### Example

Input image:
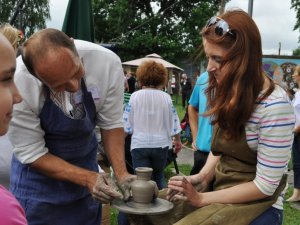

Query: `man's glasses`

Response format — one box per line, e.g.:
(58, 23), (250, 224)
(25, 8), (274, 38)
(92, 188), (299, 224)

(205, 16), (235, 37)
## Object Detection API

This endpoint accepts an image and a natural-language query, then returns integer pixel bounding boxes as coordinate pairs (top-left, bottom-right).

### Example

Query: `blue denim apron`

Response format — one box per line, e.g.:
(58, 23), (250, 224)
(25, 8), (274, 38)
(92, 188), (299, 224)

(10, 79), (101, 225)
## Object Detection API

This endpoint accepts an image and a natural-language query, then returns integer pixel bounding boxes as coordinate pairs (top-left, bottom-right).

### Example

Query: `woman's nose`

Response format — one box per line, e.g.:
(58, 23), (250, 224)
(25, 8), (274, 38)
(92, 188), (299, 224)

(206, 59), (216, 72)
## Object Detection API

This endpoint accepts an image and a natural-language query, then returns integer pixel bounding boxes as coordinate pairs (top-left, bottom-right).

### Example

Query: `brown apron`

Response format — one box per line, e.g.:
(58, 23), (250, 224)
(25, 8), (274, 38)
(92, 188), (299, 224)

(128, 126), (287, 225)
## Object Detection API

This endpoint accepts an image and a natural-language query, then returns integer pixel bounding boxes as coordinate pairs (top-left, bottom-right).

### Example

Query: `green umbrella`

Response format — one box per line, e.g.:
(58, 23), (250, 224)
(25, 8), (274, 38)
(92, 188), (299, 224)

(62, 0), (95, 42)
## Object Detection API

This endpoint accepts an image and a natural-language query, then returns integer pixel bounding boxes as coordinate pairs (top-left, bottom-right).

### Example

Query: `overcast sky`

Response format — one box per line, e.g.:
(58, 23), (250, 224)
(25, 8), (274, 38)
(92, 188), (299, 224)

(47, 0), (299, 55)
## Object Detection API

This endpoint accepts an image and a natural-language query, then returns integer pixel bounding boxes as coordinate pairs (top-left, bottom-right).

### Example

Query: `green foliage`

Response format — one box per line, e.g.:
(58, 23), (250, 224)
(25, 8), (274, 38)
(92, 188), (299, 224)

(292, 46), (300, 56)
(0, 0), (50, 38)
(291, 0), (300, 42)
(164, 163), (174, 180)
(92, 0), (221, 63)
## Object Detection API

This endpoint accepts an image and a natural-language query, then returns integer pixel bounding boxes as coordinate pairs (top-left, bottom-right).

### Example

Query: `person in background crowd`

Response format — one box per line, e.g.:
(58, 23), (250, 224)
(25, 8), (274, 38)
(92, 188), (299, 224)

(127, 72), (136, 94)
(287, 65), (300, 202)
(0, 32), (27, 225)
(123, 60), (182, 190)
(124, 70), (129, 92)
(121, 60), (182, 225)
(166, 77), (173, 96)
(8, 28), (135, 225)
(191, 68), (201, 88)
(171, 74), (176, 96)
(180, 73), (192, 108)
(188, 71), (212, 175)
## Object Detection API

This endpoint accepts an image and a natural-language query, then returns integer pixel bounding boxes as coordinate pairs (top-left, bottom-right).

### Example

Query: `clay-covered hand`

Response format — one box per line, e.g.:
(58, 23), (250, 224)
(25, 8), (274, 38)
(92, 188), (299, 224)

(190, 174), (210, 193)
(167, 176), (204, 207)
(166, 175), (188, 202)
(92, 173), (123, 204)
(117, 174), (137, 201)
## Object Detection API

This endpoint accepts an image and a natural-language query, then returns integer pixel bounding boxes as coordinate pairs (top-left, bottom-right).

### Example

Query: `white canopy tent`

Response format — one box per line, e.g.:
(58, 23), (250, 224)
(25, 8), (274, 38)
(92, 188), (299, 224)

(122, 53), (184, 71)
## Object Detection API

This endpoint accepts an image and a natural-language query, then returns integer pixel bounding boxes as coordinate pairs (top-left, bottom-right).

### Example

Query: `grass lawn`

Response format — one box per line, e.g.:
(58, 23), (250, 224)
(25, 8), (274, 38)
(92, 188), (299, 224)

(283, 187), (300, 225)
(173, 94), (186, 120)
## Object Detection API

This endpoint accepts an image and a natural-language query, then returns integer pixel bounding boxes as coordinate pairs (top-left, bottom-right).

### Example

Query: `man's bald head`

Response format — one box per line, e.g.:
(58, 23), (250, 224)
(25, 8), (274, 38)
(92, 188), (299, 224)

(21, 28), (78, 76)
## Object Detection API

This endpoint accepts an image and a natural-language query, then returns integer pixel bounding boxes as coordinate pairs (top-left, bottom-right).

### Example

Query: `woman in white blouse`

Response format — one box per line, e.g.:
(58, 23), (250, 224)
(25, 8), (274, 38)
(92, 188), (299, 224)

(123, 60), (182, 189)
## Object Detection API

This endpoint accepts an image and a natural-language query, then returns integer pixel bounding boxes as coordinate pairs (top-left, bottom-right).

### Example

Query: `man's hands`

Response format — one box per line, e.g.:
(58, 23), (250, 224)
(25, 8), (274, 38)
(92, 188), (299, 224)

(91, 173), (123, 203)
(90, 173), (137, 203)
(116, 174), (137, 201)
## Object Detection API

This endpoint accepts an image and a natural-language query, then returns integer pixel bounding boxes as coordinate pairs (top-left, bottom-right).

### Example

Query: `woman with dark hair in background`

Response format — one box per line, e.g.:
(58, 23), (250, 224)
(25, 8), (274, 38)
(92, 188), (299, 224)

(180, 73), (192, 108)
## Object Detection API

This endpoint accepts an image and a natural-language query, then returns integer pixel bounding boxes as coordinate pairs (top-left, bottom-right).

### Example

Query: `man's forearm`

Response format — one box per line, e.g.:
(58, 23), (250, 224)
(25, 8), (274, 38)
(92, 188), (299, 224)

(30, 153), (97, 189)
(101, 127), (129, 181)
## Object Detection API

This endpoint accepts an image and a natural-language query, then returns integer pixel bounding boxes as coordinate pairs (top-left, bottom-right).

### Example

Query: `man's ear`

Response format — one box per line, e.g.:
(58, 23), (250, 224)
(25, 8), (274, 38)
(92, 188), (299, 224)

(70, 37), (74, 42)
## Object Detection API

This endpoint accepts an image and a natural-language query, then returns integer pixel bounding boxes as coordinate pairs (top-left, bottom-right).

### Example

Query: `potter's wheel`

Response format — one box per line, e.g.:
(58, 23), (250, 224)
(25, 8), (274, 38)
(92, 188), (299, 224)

(111, 198), (174, 215)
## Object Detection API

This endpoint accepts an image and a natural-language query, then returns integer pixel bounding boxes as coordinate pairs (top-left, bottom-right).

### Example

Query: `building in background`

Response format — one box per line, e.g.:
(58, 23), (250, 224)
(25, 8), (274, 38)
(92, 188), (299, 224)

(263, 55), (300, 91)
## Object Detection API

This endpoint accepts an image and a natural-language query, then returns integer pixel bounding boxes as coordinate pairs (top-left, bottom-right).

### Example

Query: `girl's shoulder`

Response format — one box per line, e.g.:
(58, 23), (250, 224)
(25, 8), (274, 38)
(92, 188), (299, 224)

(261, 85), (291, 105)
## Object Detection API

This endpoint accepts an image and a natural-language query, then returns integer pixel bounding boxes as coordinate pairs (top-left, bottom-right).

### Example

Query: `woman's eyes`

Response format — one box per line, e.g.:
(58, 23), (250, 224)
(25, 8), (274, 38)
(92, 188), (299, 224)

(206, 56), (223, 64)
(212, 56), (223, 64)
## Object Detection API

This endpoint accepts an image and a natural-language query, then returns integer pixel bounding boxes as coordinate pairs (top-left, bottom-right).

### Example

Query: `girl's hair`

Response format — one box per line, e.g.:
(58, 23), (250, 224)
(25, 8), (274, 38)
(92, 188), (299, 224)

(0, 23), (19, 50)
(136, 60), (168, 88)
(201, 9), (274, 140)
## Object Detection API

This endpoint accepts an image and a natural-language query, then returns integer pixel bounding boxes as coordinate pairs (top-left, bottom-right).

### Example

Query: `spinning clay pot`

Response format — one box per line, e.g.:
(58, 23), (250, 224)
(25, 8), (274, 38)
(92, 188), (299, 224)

(131, 167), (157, 204)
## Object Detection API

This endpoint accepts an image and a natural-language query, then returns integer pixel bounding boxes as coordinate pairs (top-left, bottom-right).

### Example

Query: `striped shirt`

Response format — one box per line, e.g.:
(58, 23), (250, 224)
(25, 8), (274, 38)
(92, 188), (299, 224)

(246, 85), (295, 209)
(49, 90), (84, 119)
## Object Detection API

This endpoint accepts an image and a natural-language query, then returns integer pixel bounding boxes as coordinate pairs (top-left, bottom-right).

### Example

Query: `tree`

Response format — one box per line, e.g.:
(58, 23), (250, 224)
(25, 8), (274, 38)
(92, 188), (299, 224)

(92, 0), (222, 64)
(0, 0), (50, 38)
(291, 0), (300, 42)
(293, 46), (300, 56)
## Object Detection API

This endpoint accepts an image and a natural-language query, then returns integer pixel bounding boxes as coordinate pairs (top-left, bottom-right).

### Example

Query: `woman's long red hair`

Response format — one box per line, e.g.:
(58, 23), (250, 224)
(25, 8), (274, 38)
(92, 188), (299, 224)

(202, 10), (274, 140)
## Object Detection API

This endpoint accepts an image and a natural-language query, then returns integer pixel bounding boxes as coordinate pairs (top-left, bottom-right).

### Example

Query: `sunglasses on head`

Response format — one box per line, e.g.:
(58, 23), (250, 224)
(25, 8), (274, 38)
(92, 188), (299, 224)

(206, 16), (235, 37)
